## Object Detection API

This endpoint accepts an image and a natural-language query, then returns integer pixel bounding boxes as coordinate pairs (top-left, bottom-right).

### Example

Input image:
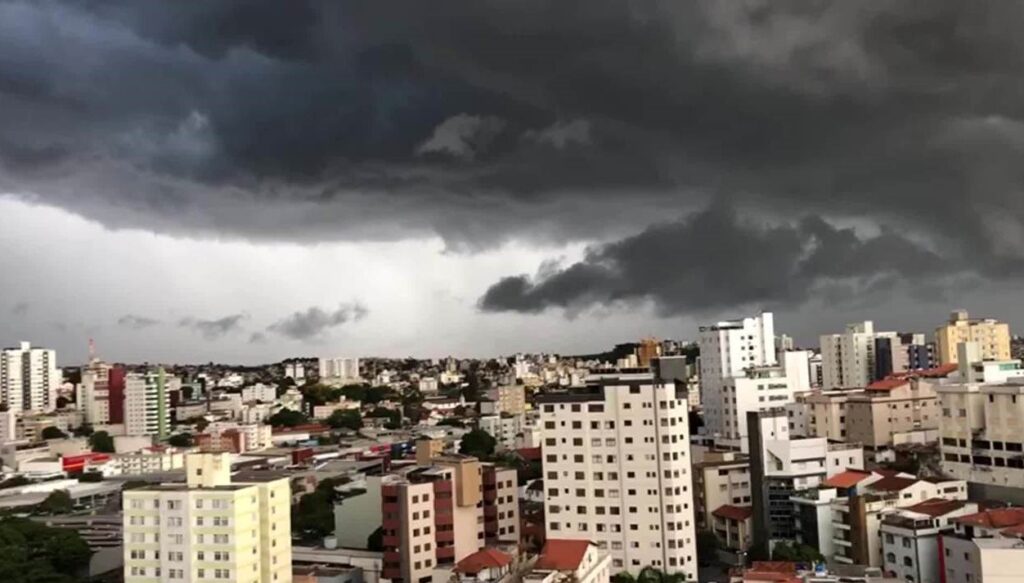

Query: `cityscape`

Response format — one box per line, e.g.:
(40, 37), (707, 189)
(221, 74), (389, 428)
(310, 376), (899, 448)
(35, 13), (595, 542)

(4, 2), (1024, 583)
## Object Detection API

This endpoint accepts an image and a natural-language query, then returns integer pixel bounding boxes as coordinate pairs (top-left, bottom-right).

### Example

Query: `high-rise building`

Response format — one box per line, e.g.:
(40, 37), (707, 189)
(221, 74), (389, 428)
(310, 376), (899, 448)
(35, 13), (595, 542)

(318, 357), (360, 383)
(108, 366), (126, 424)
(122, 452), (292, 583)
(0, 341), (59, 413)
(78, 359), (112, 425)
(380, 453), (518, 583)
(538, 374), (698, 579)
(935, 310), (1011, 365)
(819, 321), (898, 389)
(636, 338), (660, 368)
(125, 369), (173, 439)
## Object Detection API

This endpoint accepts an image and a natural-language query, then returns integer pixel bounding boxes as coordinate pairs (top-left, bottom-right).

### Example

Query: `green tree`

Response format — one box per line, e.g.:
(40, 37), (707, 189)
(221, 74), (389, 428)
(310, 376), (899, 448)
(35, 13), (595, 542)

(637, 567), (688, 583)
(167, 433), (194, 448)
(696, 530), (721, 566)
(459, 428), (497, 459)
(291, 477), (350, 542)
(771, 541), (824, 563)
(366, 526), (384, 552)
(37, 490), (73, 515)
(71, 424), (94, 437)
(267, 409), (309, 427)
(0, 517), (92, 582)
(326, 409), (362, 431)
(88, 430), (115, 453)
(611, 573), (636, 583)
(40, 426), (67, 440)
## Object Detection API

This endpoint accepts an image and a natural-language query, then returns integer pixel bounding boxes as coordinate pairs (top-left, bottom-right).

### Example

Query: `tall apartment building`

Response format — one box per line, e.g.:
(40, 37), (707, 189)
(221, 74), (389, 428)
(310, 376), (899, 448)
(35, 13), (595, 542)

(484, 384), (526, 416)
(78, 359), (112, 425)
(873, 333), (934, 379)
(819, 321), (898, 389)
(122, 452), (292, 583)
(747, 409), (864, 549)
(125, 369), (173, 439)
(716, 351), (810, 451)
(318, 357), (360, 383)
(539, 374), (698, 579)
(937, 381), (1024, 503)
(380, 453), (518, 583)
(935, 309), (1011, 365)
(845, 375), (941, 451)
(692, 452), (750, 531)
(0, 341), (59, 413)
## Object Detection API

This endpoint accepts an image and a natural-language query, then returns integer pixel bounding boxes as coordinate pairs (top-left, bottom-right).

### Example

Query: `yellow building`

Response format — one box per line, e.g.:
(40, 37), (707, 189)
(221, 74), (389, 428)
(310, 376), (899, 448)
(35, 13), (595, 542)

(935, 310), (1010, 365)
(123, 452), (291, 583)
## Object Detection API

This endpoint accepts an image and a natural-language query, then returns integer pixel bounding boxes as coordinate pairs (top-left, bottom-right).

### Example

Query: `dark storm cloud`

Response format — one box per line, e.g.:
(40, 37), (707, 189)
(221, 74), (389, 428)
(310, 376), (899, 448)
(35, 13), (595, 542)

(267, 303), (368, 342)
(5, 1), (1024, 299)
(117, 314), (160, 330)
(480, 204), (957, 316)
(179, 313), (247, 340)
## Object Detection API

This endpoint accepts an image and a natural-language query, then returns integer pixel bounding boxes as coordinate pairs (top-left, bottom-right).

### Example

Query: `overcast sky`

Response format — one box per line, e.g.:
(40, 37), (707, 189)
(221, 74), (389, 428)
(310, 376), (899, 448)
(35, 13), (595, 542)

(4, 1), (1024, 365)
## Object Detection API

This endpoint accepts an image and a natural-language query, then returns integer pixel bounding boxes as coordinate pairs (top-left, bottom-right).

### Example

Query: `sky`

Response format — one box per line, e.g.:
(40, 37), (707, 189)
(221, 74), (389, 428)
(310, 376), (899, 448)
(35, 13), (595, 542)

(4, 1), (1024, 364)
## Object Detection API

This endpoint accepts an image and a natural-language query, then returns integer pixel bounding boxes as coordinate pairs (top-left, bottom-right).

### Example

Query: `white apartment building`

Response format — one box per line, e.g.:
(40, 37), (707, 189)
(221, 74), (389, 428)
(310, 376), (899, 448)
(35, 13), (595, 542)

(122, 452), (292, 583)
(479, 414), (527, 451)
(116, 448), (186, 475)
(318, 357), (360, 383)
(0, 341), (59, 413)
(283, 361), (305, 382)
(880, 498), (976, 583)
(937, 381), (1024, 491)
(943, 507), (1024, 583)
(240, 384), (276, 404)
(539, 374), (697, 579)
(819, 321), (897, 389)
(78, 359), (112, 425)
(125, 369), (173, 439)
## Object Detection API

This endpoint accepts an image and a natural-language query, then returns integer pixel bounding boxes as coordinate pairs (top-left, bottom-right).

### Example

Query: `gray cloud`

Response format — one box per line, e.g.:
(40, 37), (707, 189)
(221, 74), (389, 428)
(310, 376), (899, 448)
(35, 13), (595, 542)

(249, 332), (267, 345)
(417, 114), (506, 161)
(267, 303), (368, 341)
(480, 204), (967, 316)
(179, 313), (247, 340)
(117, 314), (161, 330)
(11, 302), (29, 316)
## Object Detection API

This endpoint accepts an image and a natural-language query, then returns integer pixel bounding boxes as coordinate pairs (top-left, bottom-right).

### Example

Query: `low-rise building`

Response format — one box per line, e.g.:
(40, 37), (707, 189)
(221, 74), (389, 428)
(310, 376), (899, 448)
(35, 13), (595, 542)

(880, 498), (976, 583)
(942, 506), (1024, 583)
(525, 540), (611, 583)
(711, 505), (753, 552)
(693, 451), (750, 531)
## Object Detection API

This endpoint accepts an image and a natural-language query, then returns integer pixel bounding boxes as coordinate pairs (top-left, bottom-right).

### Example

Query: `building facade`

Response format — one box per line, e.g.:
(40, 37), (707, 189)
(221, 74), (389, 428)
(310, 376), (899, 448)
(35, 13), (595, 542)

(935, 310), (1011, 365)
(0, 341), (59, 413)
(539, 375), (697, 579)
(122, 453), (292, 583)
(125, 369), (173, 439)
(819, 322), (898, 390)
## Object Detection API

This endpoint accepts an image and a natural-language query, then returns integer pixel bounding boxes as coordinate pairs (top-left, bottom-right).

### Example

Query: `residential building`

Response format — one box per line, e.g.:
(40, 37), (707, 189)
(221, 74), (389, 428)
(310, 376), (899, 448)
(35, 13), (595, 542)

(637, 338), (660, 368)
(124, 369), (173, 439)
(937, 381), (1024, 503)
(710, 505), (753, 552)
(0, 407), (15, 443)
(482, 465), (519, 544)
(78, 359), (112, 425)
(241, 384), (277, 404)
(122, 452), (292, 583)
(0, 341), (59, 412)
(879, 498), (976, 583)
(747, 409), (864, 549)
(539, 374), (698, 579)
(284, 361), (306, 383)
(454, 548), (514, 583)
(693, 451), (750, 531)
(819, 322), (898, 390)
(525, 540), (611, 583)
(873, 333), (932, 380)
(479, 414), (526, 451)
(844, 375), (941, 451)
(319, 358), (360, 384)
(115, 447), (186, 475)
(379, 456), (486, 583)
(486, 385), (526, 416)
(942, 507), (1024, 583)
(279, 388), (304, 412)
(935, 309), (1011, 365)
(802, 389), (854, 442)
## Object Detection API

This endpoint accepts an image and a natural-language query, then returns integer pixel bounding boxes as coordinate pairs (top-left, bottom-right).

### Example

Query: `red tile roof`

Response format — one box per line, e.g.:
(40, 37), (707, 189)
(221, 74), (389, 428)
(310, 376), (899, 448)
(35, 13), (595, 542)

(743, 562), (801, 583)
(713, 504), (753, 521)
(904, 498), (968, 517)
(915, 363), (959, 378)
(823, 469), (873, 489)
(455, 548), (513, 574)
(954, 507), (1024, 529)
(866, 378), (909, 391)
(868, 476), (918, 492)
(517, 447), (542, 461)
(535, 539), (592, 571)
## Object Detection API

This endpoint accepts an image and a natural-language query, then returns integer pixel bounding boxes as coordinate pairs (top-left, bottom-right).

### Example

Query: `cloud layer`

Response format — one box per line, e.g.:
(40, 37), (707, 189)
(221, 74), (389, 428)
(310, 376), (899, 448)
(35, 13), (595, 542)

(267, 303), (369, 342)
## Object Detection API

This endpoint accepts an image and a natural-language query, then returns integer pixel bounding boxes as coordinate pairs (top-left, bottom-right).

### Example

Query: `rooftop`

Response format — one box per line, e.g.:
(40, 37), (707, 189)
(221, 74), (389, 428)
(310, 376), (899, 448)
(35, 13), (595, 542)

(712, 504), (753, 521)
(954, 507), (1024, 529)
(903, 498), (969, 518)
(455, 548), (513, 574)
(823, 469), (873, 489)
(534, 539), (592, 571)
(868, 476), (918, 492)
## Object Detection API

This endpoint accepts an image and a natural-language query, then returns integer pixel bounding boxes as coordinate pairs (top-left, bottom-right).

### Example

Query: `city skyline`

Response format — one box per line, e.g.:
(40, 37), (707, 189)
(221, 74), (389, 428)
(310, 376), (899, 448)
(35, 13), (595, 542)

(6, 2), (1024, 363)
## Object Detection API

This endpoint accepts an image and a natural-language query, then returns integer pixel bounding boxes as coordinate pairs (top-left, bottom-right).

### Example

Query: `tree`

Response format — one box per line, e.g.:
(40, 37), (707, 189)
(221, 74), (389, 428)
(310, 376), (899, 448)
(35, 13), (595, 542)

(267, 409), (309, 427)
(40, 426), (67, 440)
(71, 424), (93, 437)
(459, 428), (497, 459)
(366, 526), (384, 552)
(88, 431), (115, 453)
(326, 409), (362, 431)
(770, 541), (824, 563)
(167, 433), (194, 448)
(696, 530), (721, 566)
(636, 567), (687, 583)
(0, 517), (92, 582)
(37, 490), (73, 515)
(55, 396), (70, 409)
(612, 573), (636, 583)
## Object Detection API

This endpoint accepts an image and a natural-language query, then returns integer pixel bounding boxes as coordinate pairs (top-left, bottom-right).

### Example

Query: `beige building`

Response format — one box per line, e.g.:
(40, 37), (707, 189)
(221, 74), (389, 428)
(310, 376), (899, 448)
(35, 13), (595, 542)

(935, 310), (1011, 365)
(123, 452), (292, 583)
(803, 389), (855, 441)
(844, 377), (940, 450)
(943, 507), (1024, 583)
(710, 505), (752, 551)
(692, 451), (750, 531)
(488, 385), (527, 416)
(937, 382), (1024, 490)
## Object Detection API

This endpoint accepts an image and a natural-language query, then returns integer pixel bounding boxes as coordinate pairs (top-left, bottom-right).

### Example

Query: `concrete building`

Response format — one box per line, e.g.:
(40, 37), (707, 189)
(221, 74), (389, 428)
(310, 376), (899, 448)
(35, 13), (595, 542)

(802, 389), (854, 442)
(747, 409), (864, 549)
(284, 362), (306, 383)
(937, 380), (1024, 502)
(78, 359), (112, 425)
(486, 385), (526, 416)
(241, 384), (277, 404)
(479, 414), (526, 451)
(482, 465), (518, 544)
(115, 447), (185, 475)
(879, 498), (976, 583)
(819, 322), (898, 390)
(122, 452), (292, 583)
(319, 358), (360, 384)
(539, 374), (697, 579)
(692, 452), (750, 531)
(526, 540), (611, 583)
(942, 507), (1024, 583)
(935, 310), (1011, 365)
(845, 375), (942, 451)
(710, 505), (753, 552)
(124, 369), (173, 439)
(379, 454), (515, 583)
(0, 341), (59, 412)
